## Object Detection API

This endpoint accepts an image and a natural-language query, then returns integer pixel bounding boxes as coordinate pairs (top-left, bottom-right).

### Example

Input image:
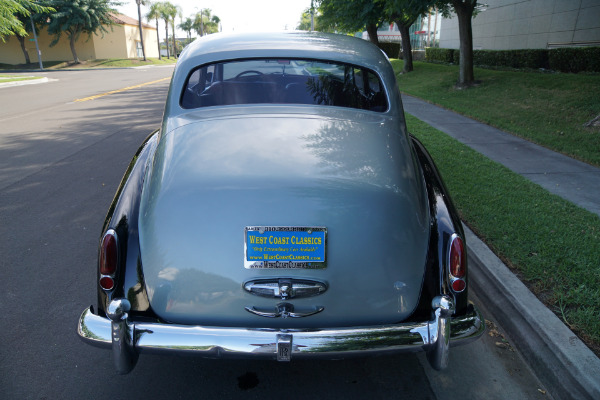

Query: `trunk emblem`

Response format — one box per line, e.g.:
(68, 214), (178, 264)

(243, 278), (327, 299)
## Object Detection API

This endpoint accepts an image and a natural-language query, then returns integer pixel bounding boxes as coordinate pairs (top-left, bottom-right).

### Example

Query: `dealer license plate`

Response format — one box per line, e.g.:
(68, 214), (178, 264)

(244, 226), (327, 269)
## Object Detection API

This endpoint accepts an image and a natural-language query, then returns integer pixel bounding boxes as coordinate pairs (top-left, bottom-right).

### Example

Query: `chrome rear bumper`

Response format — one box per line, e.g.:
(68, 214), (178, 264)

(77, 296), (484, 374)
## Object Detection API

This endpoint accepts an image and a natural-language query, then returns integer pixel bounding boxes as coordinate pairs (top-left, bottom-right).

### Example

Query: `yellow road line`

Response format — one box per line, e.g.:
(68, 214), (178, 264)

(74, 77), (170, 102)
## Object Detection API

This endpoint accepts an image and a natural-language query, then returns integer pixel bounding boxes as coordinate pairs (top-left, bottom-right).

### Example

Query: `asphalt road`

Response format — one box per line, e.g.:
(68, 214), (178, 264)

(0, 66), (550, 399)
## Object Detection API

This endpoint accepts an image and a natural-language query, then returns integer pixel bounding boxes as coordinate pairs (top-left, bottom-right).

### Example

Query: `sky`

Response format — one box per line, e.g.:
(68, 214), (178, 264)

(116, 0), (313, 37)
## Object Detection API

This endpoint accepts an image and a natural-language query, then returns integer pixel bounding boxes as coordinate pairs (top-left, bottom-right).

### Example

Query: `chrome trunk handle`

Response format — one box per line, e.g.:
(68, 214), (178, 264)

(245, 302), (324, 318)
(243, 278), (327, 300)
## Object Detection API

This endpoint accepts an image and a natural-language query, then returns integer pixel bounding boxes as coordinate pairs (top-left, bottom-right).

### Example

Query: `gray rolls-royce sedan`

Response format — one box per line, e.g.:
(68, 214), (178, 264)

(77, 31), (484, 374)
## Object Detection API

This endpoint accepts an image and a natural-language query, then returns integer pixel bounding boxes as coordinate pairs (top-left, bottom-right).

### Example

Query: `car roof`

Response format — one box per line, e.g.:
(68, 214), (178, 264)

(177, 31), (389, 72)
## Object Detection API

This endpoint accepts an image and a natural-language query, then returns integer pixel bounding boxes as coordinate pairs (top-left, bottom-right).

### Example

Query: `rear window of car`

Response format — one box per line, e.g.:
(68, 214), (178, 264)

(180, 59), (388, 112)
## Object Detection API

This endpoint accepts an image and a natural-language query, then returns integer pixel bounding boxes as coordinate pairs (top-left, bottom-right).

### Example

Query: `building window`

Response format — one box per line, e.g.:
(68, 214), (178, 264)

(136, 41), (143, 58)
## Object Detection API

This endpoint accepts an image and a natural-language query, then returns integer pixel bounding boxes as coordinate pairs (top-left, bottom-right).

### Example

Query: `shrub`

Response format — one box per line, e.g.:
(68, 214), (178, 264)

(425, 47), (455, 63)
(549, 47), (600, 73)
(473, 49), (549, 69)
(424, 46), (600, 73)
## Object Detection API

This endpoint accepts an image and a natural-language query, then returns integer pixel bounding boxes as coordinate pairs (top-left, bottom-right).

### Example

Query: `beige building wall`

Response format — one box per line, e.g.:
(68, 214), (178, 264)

(439, 0), (600, 50)
(1, 28), (96, 64)
(0, 18), (158, 64)
(93, 25), (128, 59)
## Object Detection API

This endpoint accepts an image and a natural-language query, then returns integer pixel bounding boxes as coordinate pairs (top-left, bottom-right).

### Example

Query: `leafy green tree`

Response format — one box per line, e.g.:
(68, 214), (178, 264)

(193, 9), (220, 37)
(46, 0), (120, 64)
(155, 1), (171, 57)
(297, 7), (332, 32)
(317, 0), (384, 44)
(13, 8), (46, 63)
(436, 0), (478, 87)
(296, 8), (312, 31)
(161, 1), (179, 57)
(380, 0), (433, 73)
(146, 1), (162, 59)
(6, 1), (52, 63)
(0, 0), (52, 42)
(178, 16), (193, 41)
(209, 14), (220, 33)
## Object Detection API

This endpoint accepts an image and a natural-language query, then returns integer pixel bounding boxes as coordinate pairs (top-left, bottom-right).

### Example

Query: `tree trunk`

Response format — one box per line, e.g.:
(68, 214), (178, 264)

(453, 1), (476, 86)
(17, 36), (31, 64)
(366, 23), (379, 46)
(155, 19), (161, 60)
(433, 7), (438, 47)
(137, 4), (146, 61)
(69, 31), (80, 64)
(165, 24), (170, 58)
(396, 21), (413, 73)
(172, 24), (177, 58)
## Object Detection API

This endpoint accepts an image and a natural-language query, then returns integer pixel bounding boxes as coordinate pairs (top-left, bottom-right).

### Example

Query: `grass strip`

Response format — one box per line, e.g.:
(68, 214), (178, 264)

(0, 58), (177, 72)
(392, 60), (600, 167)
(0, 61), (65, 70)
(0, 75), (42, 83)
(406, 114), (600, 353)
(84, 58), (178, 68)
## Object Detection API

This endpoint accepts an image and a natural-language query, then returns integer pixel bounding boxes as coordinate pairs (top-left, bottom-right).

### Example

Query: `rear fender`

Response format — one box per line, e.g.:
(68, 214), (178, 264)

(410, 135), (469, 318)
(96, 131), (159, 317)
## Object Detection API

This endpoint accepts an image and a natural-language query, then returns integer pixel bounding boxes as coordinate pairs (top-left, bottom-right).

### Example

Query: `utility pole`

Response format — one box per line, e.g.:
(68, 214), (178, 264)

(200, 9), (204, 36)
(310, 0), (314, 32)
(29, 15), (42, 70)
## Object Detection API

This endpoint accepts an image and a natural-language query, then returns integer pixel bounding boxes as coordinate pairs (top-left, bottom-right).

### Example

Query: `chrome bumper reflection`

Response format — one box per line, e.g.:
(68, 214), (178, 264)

(77, 296), (484, 374)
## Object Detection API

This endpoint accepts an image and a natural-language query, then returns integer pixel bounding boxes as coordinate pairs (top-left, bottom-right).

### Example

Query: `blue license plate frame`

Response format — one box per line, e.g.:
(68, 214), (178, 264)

(244, 226), (327, 269)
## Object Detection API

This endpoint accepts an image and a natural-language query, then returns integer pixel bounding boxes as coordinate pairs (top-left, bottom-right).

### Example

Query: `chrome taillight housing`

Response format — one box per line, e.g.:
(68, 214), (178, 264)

(448, 233), (466, 293)
(99, 229), (119, 291)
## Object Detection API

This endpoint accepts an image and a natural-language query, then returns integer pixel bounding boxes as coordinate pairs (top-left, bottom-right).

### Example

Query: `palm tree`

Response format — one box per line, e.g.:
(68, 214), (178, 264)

(193, 9), (221, 37)
(135, 0), (146, 61)
(178, 17), (193, 42)
(146, 2), (162, 60)
(164, 3), (181, 57)
(157, 2), (171, 58)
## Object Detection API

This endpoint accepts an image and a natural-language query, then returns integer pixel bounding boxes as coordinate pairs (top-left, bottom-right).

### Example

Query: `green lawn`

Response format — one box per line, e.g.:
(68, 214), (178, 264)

(392, 60), (600, 166)
(407, 113), (600, 354)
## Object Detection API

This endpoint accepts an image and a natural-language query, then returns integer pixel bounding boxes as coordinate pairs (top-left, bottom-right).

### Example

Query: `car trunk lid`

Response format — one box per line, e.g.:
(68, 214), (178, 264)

(139, 109), (430, 328)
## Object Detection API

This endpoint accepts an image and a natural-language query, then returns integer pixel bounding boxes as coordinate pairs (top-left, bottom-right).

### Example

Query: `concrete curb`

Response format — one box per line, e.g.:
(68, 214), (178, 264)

(0, 77), (48, 88)
(465, 225), (600, 400)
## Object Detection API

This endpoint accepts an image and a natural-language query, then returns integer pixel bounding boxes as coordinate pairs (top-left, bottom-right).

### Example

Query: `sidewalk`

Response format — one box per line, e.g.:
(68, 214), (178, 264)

(402, 94), (600, 400)
(402, 94), (600, 217)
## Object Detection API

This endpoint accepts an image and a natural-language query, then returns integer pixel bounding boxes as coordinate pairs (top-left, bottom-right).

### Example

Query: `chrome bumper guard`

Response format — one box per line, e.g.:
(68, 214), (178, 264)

(78, 296), (484, 374)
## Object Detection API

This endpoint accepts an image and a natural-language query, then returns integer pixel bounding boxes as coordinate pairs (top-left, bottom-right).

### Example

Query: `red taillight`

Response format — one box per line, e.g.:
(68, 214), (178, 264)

(449, 234), (466, 278)
(99, 276), (115, 291)
(99, 229), (119, 290)
(451, 278), (466, 292)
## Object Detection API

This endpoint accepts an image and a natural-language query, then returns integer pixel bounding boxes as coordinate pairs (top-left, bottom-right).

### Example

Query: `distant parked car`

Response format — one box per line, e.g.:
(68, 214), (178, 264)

(77, 31), (484, 374)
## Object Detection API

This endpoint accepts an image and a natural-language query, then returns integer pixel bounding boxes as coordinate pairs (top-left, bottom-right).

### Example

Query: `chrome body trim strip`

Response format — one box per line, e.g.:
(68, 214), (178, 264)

(78, 297), (483, 372)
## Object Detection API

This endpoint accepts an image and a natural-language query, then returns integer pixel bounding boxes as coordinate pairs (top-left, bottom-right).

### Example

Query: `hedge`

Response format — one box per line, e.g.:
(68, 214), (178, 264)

(425, 47), (456, 64)
(424, 46), (600, 73)
(549, 47), (600, 73)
